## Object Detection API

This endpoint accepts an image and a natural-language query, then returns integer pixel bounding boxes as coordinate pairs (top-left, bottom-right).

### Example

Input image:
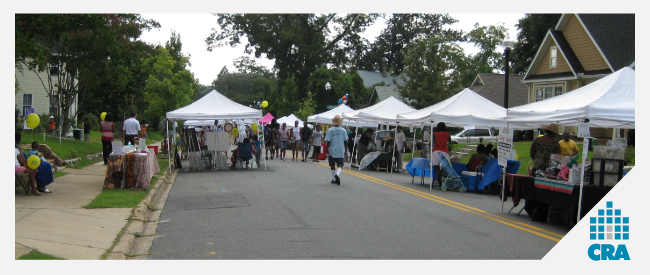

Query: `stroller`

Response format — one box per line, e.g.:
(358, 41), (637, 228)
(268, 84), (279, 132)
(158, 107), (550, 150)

(437, 152), (467, 192)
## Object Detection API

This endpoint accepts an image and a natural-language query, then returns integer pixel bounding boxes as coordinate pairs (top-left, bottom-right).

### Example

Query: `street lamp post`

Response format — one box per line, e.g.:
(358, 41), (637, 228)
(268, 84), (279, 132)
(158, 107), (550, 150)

(325, 82), (331, 110)
(502, 36), (514, 108)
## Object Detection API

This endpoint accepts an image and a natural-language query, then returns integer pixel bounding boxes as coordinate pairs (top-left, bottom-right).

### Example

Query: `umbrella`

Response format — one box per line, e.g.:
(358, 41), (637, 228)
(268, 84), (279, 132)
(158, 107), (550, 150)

(358, 151), (381, 170)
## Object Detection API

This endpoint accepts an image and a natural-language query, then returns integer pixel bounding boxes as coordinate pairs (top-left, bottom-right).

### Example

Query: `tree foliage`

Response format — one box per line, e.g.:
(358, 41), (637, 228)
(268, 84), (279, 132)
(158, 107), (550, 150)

(15, 14), (159, 131)
(143, 47), (199, 120)
(357, 14), (462, 74)
(510, 14), (562, 74)
(206, 14), (377, 99)
(397, 34), (467, 109)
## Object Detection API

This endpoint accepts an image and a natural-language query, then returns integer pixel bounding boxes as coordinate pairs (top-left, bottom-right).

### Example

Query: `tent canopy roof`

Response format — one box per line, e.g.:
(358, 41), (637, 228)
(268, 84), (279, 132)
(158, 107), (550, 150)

(308, 104), (377, 127)
(166, 90), (262, 120)
(342, 96), (416, 126)
(507, 67), (635, 129)
(397, 88), (508, 128)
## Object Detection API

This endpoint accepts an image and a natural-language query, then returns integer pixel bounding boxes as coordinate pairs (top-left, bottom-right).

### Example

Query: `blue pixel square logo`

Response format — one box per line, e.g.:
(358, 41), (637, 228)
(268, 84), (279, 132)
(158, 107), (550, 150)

(590, 201), (630, 241)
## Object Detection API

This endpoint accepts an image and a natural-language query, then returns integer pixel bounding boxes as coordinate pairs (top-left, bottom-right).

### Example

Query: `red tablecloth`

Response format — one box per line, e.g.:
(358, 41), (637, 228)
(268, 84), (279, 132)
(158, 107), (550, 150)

(104, 150), (159, 190)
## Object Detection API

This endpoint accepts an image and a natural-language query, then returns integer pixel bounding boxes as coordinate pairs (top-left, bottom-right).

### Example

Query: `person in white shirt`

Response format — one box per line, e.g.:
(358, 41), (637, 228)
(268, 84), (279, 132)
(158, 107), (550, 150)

(290, 120), (301, 162)
(394, 126), (407, 172)
(238, 123), (247, 143)
(310, 125), (324, 162)
(122, 112), (141, 145)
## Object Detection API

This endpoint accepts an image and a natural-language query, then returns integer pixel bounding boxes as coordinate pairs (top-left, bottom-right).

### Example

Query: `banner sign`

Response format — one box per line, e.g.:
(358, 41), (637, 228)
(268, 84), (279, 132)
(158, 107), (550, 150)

(497, 126), (514, 167)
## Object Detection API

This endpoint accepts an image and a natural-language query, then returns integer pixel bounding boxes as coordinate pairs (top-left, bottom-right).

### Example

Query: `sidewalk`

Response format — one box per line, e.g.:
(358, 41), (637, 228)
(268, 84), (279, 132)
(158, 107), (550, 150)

(15, 141), (165, 259)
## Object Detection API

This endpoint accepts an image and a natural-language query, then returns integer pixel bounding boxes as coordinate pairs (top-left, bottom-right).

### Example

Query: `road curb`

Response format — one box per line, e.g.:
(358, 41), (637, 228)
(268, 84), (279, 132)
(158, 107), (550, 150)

(106, 165), (178, 260)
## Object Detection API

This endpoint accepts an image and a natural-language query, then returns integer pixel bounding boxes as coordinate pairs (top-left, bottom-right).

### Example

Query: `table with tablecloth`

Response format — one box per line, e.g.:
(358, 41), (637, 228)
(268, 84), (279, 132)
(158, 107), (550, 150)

(406, 157), (520, 191)
(104, 150), (160, 190)
(501, 174), (612, 224)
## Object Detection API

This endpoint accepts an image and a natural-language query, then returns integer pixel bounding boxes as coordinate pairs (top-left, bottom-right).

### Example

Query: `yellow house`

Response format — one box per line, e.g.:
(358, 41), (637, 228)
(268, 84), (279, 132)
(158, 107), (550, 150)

(522, 14), (634, 138)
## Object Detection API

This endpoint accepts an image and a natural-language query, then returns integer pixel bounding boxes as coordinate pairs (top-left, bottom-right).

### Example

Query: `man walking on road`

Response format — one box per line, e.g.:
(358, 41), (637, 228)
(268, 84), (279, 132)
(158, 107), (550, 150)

(325, 115), (348, 185)
(300, 121), (312, 162)
(310, 124), (324, 162)
(394, 126), (407, 172)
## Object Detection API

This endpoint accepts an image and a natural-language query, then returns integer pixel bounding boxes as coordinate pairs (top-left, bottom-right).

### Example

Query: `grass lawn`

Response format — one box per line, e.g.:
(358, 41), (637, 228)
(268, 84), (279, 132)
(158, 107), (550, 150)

(84, 158), (169, 209)
(403, 141), (631, 175)
(18, 249), (66, 260)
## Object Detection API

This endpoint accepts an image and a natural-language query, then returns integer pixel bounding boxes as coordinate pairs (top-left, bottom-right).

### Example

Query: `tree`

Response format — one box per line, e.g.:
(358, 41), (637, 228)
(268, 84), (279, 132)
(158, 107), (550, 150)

(397, 34), (468, 109)
(206, 14), (377, 100)
(15, 14), (159, 131)
(143, 48), (199, 120)
(510, 14), (562, 74)
(459, 23), (508, 87)
(357, 14), (462, 74)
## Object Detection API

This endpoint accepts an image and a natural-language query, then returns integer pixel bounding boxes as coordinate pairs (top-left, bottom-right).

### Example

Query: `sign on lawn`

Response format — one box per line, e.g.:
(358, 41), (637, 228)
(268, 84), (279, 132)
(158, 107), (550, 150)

(497, 126), (514, 167)
(23, 108), (35, 130)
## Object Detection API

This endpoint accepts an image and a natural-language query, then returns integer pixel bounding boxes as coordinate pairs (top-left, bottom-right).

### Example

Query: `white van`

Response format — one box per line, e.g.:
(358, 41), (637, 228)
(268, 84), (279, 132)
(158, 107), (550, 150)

(450, 128), (499, 144)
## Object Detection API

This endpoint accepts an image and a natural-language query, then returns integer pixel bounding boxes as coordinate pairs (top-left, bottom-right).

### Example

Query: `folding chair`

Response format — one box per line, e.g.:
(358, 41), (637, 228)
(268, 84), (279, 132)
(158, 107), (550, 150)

(15, 172), (32, 195)
(236, 142), (254, 170)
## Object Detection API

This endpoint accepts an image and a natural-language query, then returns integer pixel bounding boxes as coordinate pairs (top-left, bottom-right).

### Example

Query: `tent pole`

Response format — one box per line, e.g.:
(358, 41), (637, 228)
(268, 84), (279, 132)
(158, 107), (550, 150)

(167, 120), (171, 173)
(412, 126), (417, 163)
(577, 138), (589, 223)
(501, 124), (509, 213)
(430, 121), (434, 190)
(349, 121), (359, 170)
(263, 119), (266, 171)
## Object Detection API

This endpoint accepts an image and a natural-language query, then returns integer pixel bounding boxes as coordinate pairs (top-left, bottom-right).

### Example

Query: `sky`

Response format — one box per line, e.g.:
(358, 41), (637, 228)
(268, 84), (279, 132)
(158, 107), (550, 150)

(138, 13), (525, 86)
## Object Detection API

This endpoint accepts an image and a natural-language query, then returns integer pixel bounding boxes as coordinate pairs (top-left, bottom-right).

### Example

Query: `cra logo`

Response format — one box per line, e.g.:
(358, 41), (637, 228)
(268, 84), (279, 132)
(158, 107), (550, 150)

(588, 201), (630, 261)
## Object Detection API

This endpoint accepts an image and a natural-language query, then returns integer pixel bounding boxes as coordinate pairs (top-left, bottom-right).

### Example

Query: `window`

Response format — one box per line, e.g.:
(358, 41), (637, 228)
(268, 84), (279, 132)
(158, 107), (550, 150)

(535, 85), (564, 102)
(22, 94), (33, 115)
(49, 96), (58, 114)
(550, 46), (557, 69)
(461, 130), (475, 137)
(475, 129), (490, 136)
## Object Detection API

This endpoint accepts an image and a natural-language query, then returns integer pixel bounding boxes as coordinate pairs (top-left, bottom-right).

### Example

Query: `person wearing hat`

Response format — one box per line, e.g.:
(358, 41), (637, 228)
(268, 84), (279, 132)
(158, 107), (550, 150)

(325, 115), (348, 185)
(48, 116), (56, 136)
(530, 123), (561, 175)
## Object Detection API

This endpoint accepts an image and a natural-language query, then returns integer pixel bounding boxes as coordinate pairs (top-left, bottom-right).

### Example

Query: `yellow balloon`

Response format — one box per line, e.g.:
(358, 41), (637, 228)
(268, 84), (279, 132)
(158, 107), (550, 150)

(261, 101), (268, 108)
(231, 128), (239, 136)
(251, 123), (258, 131)
(26, 113), (40, 129)
(27, 155), (41, 169)
(101, 112), (107, 121)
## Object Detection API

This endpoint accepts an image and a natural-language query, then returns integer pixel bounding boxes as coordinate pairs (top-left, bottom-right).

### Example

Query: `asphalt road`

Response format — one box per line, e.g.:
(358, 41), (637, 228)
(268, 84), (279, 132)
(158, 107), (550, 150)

(149, 155), (571, 259)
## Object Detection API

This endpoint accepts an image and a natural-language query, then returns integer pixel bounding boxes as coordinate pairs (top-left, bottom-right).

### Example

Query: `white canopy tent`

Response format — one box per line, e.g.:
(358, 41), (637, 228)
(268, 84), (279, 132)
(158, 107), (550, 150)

(396, 88), (508, 128)
(507, 67), (635, 129)
(342, 96), (417, 175)
(165, 90), (265, 171)
(507, 67), (635, 221)
(166, 90), (263, 120)
(342, 96), (416, 126)
(276, 114), (313, 129)
(308, 104), (376, 128)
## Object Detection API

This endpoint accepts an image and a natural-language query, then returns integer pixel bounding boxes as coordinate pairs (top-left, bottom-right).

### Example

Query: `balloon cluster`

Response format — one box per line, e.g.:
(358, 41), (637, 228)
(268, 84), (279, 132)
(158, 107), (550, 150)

(338, 93), (349, 105)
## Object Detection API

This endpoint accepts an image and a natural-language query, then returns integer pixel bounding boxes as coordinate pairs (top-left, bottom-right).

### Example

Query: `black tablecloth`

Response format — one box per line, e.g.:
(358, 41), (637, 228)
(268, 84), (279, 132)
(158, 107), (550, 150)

(501, 174), (613, 224)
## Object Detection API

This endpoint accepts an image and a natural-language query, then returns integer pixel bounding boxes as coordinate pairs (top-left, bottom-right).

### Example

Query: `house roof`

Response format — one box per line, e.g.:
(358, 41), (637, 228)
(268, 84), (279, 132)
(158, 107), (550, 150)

(469, 73), (528, 108)
(524, 14), (634, 82)
(357, 70), (408, 87)
(578, 14), (635, 71)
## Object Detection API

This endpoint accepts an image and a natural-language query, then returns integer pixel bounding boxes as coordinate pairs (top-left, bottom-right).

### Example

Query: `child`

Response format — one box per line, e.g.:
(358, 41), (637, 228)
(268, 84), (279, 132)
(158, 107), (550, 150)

(253, 135), (261, 166)
(29, 141), (47, 163)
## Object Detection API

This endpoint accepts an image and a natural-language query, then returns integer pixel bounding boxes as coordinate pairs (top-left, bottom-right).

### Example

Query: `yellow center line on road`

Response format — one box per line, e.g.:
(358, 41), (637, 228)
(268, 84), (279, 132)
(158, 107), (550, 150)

(314, 162), (563, 242)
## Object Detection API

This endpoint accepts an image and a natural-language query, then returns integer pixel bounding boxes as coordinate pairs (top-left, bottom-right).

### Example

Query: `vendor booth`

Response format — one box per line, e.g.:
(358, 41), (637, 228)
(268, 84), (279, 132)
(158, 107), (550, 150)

(342, 96), (417, 175)
(504, 67), (635, 223)
(166, 90), (264, 171)
(396, 88), (513, 190)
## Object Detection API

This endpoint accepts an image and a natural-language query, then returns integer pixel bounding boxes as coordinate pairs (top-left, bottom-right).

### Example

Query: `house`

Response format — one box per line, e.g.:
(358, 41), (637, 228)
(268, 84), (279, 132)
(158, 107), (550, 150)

(468, 73), (529, 108)
(358, 63), (411, 105)
(522, 13), (634, 138)
(15, 60), (78, 127)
